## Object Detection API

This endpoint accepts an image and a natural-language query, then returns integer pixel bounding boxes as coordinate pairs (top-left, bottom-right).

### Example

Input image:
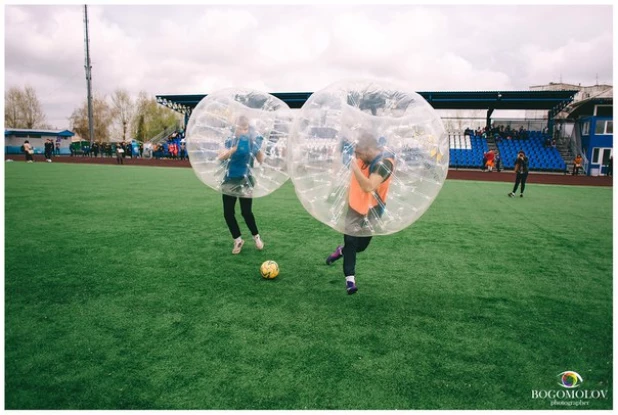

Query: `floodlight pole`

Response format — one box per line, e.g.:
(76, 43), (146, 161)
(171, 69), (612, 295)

(84, 5), (95, 145)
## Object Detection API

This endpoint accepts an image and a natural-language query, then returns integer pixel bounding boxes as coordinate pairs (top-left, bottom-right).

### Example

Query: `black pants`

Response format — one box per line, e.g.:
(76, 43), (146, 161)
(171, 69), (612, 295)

(512, 172), (528, 194)
(572, 166), (581, 175)
(222, 194), (259, 239)
(342, 234), (372, 277)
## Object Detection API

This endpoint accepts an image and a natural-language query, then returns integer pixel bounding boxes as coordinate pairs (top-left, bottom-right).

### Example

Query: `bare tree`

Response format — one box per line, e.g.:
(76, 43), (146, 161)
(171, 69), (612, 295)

(4, 87), (22, 128)
(132, 90), (180, 141)
(111, 89), (135, 141)
(69, 94), (114, 141)
(4, 85), (48, 129)
(21, 86), (47, 129)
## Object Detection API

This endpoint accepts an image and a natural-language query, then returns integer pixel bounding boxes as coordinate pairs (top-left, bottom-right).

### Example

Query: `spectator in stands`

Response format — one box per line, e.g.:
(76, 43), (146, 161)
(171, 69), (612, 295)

(55, 140), (61, 156)
(217, 115), (265, 255)
(606, 156), (612, 177)
(139, 142), (144, 158)
(551, 139), (557, 148)
(572, 154), (583, 176)
(481, 152), (488, 172)
(508, 150), (529, 198)
(22, 140), (34, 163)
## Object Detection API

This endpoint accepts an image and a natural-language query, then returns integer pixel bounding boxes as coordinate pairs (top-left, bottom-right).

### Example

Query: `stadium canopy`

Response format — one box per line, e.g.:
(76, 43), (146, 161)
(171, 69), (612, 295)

(4, 128), (75, 138)
(156, 90), (578, 113)
(157, 90), (578, 132)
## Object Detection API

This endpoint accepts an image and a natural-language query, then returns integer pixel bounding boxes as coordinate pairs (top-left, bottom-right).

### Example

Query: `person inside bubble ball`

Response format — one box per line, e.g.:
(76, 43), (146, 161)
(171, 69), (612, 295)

(217, 115), (265, 254)
(326, 132), (395, 294)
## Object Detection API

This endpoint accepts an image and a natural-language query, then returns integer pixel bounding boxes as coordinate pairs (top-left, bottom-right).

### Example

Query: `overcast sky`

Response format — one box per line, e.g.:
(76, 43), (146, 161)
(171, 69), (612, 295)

(4, 3), (614, 130)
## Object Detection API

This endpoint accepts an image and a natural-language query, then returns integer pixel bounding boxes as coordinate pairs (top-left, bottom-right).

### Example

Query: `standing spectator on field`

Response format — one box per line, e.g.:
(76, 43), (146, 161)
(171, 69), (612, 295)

(572, 154), (583, 176)
(116, 144), (125, 164)
(44, 139), (54, 161)
(485, 149), (495, 172)
(495, 151), (502, 172)
(23, 140), (34, 162)
(180, 141), (187, 160)
(508, 150), (529, 198)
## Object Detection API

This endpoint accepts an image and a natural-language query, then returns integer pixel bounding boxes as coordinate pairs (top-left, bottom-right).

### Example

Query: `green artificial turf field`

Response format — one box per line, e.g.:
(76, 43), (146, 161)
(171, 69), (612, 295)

(4, 163), (613, 409)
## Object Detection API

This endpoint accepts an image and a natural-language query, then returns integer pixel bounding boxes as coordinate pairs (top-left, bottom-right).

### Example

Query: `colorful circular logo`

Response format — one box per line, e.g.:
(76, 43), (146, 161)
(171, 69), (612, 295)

(558, 371), (583, 388)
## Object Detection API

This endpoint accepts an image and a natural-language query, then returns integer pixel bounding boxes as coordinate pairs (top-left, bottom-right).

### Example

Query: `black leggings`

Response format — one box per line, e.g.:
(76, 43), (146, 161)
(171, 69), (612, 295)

(512, 172), (528, 194)
(222, 194), (259, 239)
(342, 234), (372, 277)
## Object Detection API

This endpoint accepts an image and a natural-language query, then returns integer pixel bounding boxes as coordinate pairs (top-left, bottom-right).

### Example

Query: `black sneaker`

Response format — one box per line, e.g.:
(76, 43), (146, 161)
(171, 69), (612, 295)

(508, 192), (515, 197)
(520, 194), (524, 198)
(346, 281), (358, 295)
(326, 245), (343, 265)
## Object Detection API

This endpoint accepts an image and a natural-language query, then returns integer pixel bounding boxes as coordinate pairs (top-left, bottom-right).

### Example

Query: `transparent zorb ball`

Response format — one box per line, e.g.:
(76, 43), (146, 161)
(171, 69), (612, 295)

(289, 79), (448, 236)
(186, 88), (291, 198)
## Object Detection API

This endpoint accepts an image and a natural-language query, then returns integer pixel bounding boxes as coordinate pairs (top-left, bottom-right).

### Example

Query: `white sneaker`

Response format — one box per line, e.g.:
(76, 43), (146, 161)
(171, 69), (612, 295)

(253, 234), (264, 250)
(232, 238), (244, 254)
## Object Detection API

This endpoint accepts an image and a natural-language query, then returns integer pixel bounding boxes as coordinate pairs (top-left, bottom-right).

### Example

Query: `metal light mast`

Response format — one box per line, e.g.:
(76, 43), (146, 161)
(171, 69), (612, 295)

(84, 5), (95, 144)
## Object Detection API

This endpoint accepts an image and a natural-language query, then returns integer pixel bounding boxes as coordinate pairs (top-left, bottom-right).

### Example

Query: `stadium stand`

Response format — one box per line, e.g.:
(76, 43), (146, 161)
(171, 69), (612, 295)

(449, 130), (567, 172)
(496, 131), (566, 172)
(448, 132), (489, 169)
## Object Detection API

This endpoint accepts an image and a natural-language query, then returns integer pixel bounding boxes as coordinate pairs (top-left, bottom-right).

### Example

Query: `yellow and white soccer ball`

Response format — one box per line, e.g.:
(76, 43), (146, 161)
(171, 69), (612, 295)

(260, 260), (279, 279)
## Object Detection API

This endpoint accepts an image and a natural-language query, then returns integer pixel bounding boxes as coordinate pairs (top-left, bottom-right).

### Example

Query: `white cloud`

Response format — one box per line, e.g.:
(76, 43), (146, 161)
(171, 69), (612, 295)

(4, 4), (613, 130)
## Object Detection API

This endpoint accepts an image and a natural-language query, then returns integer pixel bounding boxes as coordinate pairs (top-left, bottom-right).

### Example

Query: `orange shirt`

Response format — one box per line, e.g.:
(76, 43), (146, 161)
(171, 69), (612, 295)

(348, 156), (394, 215)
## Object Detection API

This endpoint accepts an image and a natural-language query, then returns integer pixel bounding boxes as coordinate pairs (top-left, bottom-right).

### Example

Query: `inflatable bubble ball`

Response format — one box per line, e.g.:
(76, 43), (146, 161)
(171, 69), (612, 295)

(186, 88), (291, 198)
(288, 78), (448, 237)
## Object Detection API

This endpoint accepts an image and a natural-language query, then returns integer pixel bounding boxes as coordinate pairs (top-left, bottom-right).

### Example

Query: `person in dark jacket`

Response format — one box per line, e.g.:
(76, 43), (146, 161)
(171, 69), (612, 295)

(508, 150), (529, 198)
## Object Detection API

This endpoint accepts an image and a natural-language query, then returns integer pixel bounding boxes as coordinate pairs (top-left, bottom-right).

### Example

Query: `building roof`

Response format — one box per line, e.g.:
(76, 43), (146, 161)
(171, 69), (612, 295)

(4, 128), (75, 137)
